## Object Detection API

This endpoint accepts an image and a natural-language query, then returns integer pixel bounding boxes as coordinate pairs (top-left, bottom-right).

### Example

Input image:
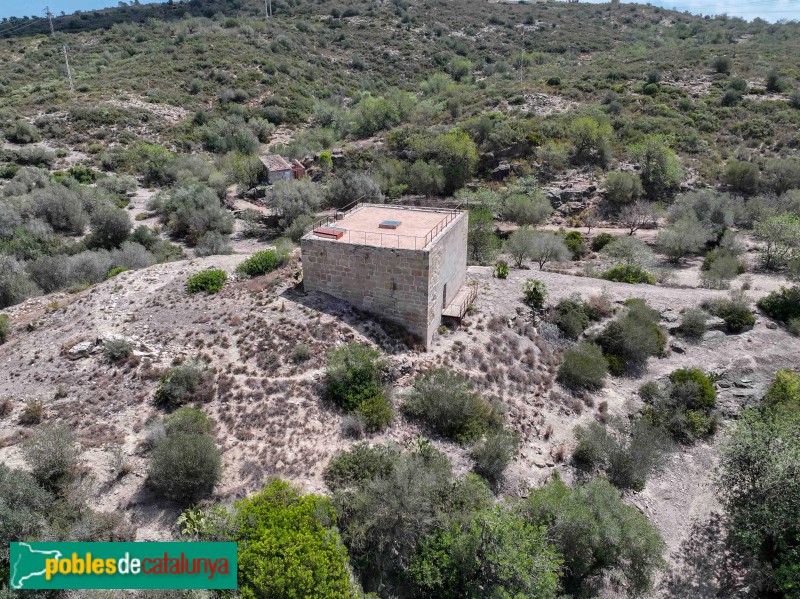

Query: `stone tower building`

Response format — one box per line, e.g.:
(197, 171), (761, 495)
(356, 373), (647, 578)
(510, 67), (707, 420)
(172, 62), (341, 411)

(300, 203), (472, 349)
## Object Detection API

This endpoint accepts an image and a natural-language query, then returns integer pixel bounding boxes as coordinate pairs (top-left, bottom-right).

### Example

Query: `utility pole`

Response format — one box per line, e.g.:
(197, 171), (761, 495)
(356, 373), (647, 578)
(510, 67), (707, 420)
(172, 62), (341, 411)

(44, 6), (55, 34)
(45, 6), (75, 92)
(63, 44), (74, 92)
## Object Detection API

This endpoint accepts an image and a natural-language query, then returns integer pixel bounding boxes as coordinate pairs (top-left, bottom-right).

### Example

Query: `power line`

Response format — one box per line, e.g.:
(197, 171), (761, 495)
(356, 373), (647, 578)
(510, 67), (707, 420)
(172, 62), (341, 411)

(0, 19), (40, 36)
(41, 5), (76, 93)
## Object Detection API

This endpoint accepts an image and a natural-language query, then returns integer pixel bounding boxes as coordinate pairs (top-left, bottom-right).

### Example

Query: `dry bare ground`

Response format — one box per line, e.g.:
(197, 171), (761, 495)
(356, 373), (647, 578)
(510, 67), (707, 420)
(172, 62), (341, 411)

(0, 248), (797, 596)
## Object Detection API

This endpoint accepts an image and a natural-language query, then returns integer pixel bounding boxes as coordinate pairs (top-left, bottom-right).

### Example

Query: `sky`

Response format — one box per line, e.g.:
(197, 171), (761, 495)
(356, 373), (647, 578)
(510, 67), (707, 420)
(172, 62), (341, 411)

(0, 0), (798, 22)
(0, 0), (166, 20)
(583, 0), (799, 21)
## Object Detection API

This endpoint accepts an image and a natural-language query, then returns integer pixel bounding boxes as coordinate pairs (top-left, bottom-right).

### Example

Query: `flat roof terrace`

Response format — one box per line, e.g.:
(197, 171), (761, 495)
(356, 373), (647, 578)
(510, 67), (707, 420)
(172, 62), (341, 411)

(305, 204), (462, 250)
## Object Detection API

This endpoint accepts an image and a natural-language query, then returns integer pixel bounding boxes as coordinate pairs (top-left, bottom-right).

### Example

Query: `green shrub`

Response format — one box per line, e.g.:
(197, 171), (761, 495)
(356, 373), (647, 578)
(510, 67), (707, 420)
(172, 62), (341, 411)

(468, 208), (501, 264)
(641, 369), (719, 443)
(643, 82), (660, 96)
(790, 89), (800, 109)
(570, 116), (613, 168)
(403, 368), (502, 443)
(704, 291), (755, 333)
(324, 443), (400, 491)
(573, 419), (671, 491)
(236, 249), (286, 277)
(604, 172), (643, 208)
(711, 56), (732, 74)
(0, 314), (9, 343)
(148, 183), (234, 245)
(722, 159), (760, 195)
(789, 317), (800, 337)
(678, 308), (708, 340)
(763, 369), (800, 411)
(522, 278), (547, 312)
(5, 120), (40, 144)
(553, 298), (591, 340)
(500, 192), (552, 226)
(326, 343), (385, 412)
(757, 286), (800, 323)
(605, 354), (626, 376)
(186, 269), (227, 294)
(355, 394), (393, 433)
(106, 266), (129, 279)
(590, 232), (615, 252)
(19, 399), (44, 425)
(630, 135), (683, 201)
(232, 480), (359, 599)
(493, 260), (509, 279)
(716, 407), (800, 597)
(700, 250), (743, 288)
(332, 444), (494, 592)
(22, 423), (80, 492)
(601, 264), (656, 284)
(720, 89), (742, 107)
(669, 368), (717, 408)
(194, 231), (233, 257)
(104, 337), (133, 362)
(596, 299), (665, 374)
(0, 464), (52, 584)
(85, 204), (132, 250)
(163, 406), (214, 436)
(148, 432), (221, 502)
(471, 428), (520, 489)
(154, 361), (213, 410)
(522, 476), (666, 597)
(327, 171), (383, 208)
(563, 231), (585, 260)
(408, 504), (561, 599)
(292, 344), (310, 362)
(557, 342), (609, 391)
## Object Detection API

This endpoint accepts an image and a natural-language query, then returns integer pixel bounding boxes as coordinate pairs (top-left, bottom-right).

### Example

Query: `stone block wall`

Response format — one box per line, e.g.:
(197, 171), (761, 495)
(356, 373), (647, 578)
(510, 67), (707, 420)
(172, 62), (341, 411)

(301, 240), (431, 342)
(425, 213), (468, 343)
(301, 211), (468, 349)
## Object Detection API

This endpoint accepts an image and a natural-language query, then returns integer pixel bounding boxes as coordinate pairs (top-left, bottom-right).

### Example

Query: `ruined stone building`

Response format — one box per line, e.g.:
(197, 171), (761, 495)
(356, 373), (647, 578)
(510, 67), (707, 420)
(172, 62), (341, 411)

(300, 203), (473, 349)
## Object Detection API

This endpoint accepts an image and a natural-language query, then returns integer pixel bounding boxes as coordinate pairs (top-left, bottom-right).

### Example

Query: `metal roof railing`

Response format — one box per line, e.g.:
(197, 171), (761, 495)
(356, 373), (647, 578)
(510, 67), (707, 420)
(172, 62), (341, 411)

(305, 203), (462, 250)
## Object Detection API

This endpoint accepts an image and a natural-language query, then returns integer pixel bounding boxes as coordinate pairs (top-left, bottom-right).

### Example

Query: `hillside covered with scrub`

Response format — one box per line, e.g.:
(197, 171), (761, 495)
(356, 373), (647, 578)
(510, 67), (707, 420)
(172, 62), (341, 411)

(1, 1), (800, 598)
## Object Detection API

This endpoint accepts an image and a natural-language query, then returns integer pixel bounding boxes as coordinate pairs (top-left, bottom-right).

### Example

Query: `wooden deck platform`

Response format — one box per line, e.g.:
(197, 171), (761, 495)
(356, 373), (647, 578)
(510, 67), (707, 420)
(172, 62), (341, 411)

(442, 283), (477, 319)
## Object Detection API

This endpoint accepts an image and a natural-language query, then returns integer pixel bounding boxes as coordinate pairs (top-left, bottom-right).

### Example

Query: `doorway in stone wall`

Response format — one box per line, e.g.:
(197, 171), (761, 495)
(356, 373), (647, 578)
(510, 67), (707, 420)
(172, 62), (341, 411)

(442, 283), (447, 308)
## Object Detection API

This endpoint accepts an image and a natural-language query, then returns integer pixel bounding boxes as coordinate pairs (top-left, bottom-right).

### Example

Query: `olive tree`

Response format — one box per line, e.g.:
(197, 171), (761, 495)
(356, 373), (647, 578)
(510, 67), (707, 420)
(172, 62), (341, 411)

(266, 179), (325, 232)
(630, 136), (683, 201)
(504, 227), (537, 268)
(656, 216), (712, 262)
(753, 214), (800, 269)
(149, 183), (234, 246)
(604, 171), (643, 208)
(528, 231), (570, 269)
(601, 235), (656, 267)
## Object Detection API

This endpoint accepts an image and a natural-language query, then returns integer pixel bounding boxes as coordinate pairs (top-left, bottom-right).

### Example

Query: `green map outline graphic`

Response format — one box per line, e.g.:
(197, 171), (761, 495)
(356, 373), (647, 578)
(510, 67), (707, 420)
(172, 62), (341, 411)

(10, 543), (63, 589)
